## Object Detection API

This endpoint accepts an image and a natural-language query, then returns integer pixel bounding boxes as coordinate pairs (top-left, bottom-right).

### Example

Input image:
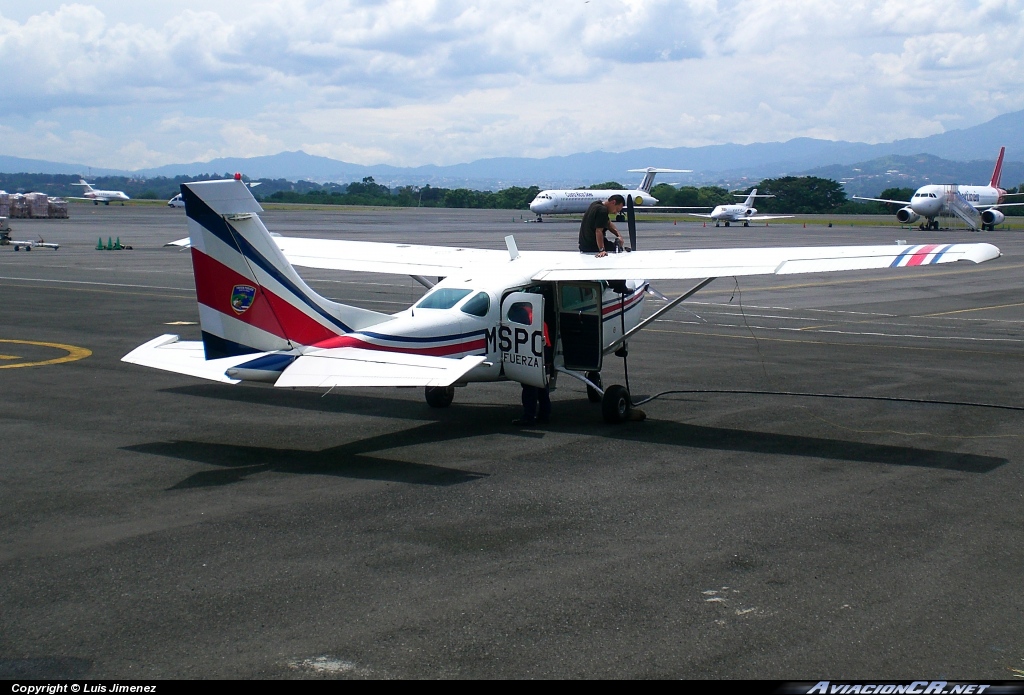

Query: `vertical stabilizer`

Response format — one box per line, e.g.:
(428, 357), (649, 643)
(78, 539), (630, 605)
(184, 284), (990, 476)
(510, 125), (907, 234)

(181, 179), (391, 360)
(744, 188), (758, 208)
(989, 147), (1005, 188)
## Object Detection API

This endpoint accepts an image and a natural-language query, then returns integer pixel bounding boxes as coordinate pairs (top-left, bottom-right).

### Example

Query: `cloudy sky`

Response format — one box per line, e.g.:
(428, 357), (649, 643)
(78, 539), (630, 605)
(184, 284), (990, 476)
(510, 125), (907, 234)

(1, 0), (1022, 170)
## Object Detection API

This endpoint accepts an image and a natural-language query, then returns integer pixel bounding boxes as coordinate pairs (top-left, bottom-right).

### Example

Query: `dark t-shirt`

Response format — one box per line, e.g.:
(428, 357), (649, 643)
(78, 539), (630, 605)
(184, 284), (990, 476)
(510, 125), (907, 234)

(578, 201), (611, 253)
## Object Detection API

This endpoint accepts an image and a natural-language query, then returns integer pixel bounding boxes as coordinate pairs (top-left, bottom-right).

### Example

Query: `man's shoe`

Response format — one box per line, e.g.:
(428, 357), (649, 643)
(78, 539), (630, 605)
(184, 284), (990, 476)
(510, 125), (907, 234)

(512, 418), (536, 426)
(536, 416), (550, 425)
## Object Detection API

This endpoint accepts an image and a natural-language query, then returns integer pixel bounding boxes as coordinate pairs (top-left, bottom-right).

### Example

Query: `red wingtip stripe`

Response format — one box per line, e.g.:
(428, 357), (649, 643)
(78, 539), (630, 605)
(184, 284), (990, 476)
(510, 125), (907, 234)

(905, 244), (940, 267)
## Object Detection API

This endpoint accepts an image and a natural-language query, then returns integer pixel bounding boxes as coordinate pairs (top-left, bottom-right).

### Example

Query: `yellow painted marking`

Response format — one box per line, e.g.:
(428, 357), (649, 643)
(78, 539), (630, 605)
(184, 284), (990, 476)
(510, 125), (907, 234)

(921, 301), (1024, 317)
(0, 339), (92, 369)
(0, 354), (20, 360)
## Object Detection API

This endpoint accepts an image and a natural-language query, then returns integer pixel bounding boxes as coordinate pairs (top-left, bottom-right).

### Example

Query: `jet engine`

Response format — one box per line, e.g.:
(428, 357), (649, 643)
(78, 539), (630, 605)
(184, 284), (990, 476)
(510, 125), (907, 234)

(896, 207), (920, 224)
(981, 209), (1005, 226)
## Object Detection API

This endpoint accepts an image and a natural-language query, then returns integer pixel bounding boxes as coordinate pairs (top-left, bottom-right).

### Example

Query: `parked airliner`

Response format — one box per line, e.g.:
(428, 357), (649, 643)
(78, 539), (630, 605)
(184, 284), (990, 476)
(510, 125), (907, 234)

(853, 147), (1024, 231)
(528, 168), (690, 220)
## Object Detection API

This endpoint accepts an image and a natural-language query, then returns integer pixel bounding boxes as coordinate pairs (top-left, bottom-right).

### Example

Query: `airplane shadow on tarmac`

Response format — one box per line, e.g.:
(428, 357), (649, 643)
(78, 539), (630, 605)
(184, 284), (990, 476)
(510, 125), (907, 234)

(123, 421), (494, 490)
(123, 384), (1008, 489)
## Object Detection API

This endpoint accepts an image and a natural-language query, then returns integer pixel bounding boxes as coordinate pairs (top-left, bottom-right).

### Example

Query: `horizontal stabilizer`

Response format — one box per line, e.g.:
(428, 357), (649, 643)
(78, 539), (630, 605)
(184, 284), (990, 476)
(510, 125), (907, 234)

(275, 348), (486, 388)
(122, 334), (276, 383)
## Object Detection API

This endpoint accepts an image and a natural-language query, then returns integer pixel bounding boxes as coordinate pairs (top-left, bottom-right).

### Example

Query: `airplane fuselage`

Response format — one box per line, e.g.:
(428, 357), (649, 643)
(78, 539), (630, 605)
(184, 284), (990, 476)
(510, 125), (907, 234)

(82, 190), (131, 204)
(710, 204), (758, 222)
(529, 189), (660, 216)
(300, 267), (646, 386)
(904, 184), (1003, 220)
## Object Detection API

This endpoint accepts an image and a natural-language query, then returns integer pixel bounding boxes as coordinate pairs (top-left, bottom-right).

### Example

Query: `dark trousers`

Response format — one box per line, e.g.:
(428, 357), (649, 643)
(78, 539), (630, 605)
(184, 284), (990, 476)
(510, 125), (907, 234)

(521, 385), (551, 422)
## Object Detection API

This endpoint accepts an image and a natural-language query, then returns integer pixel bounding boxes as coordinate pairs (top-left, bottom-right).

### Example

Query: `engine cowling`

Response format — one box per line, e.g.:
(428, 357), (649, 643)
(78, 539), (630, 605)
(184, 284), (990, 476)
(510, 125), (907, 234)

(896, 206), (920, 224)
(981, 209), (1005, 226)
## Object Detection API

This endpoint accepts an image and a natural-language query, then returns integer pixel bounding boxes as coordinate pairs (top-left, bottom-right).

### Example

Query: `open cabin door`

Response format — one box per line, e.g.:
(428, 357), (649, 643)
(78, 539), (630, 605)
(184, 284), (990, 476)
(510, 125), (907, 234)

(500, 292), (547, 388)
(557, 282), (603, 372)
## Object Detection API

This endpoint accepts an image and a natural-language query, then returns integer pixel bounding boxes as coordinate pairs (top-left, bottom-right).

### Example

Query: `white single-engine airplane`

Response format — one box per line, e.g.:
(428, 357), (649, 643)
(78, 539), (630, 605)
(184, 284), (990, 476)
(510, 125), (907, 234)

(853, 147), (1024, 231)
(69, 179), (130, 205)
(528, 168), (690, 221)
(123, 178), (1001, 423)
(683, 189), (793, 227)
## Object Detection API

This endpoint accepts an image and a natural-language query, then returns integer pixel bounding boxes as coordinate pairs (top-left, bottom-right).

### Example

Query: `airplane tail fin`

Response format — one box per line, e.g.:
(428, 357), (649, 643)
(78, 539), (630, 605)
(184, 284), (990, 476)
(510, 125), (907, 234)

(989, 146), (1005, 188)
(73, 179), (94, 192)
(628, 167), (692, 194)
(181, 179), (392, 360)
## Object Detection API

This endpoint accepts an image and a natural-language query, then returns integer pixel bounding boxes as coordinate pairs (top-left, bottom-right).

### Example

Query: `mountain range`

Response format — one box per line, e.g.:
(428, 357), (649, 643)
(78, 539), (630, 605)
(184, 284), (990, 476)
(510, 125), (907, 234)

(2, 110), (1022, 192)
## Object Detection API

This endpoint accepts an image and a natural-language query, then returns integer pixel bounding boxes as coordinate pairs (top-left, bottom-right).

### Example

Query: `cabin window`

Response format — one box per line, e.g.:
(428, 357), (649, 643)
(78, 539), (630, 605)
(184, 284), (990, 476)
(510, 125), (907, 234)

(416, 288), (472, 310)
(460, 292), (490, 317)
(507, 302), (534, 326)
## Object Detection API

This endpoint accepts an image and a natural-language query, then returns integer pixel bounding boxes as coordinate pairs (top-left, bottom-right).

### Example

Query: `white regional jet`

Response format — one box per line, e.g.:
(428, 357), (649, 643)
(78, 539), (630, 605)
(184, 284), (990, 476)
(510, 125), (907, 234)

(69, 179), (130, 205)
(528, 168), (690, 221)
(684, 189), (793, 227)
(853, 147), (1024, 231)
(123, 177), (1000, 424)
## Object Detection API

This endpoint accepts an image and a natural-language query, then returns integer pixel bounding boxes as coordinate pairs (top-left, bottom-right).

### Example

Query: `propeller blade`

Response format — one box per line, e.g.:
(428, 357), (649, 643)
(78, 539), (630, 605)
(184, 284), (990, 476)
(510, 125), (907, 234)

(626, 194), (637, 251)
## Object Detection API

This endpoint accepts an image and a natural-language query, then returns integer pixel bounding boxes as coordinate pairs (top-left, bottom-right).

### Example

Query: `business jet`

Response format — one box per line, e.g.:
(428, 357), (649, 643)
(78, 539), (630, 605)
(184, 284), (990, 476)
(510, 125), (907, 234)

(69, 180), (130, 205)
(528, 168), (690, 221)
(122, 176), (1000, 424)
(853, 147), (1024, 231)
(683, 189), (793, 227)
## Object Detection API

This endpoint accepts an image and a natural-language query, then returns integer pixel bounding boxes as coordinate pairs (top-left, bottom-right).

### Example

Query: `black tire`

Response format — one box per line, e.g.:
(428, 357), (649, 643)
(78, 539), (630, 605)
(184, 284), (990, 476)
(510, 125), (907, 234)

(425, 385), (455, 408)
(724, 221), (730, 227)
(25, 245), (31, 251)
(585, 371), (602, 403)
(601, 384), (631, 424)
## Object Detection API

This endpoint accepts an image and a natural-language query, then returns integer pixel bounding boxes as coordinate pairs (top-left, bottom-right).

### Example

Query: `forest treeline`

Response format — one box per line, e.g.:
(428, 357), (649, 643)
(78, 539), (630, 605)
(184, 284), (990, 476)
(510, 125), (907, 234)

(2, 172), (1022, 215)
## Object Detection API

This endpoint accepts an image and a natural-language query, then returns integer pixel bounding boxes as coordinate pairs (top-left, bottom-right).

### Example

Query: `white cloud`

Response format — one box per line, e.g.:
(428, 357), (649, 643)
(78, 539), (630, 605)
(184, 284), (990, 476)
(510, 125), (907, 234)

(0, 0), (1021, 169)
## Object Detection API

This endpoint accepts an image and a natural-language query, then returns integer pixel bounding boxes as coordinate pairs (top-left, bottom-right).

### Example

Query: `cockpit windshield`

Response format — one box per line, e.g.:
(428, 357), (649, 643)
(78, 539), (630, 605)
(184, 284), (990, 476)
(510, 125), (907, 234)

(415, 288), (473, 310)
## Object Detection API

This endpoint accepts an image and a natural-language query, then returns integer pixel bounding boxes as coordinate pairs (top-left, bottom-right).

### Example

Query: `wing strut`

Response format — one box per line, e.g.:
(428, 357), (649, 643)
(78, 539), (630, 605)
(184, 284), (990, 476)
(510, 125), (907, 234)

(608, 277), (716, 352)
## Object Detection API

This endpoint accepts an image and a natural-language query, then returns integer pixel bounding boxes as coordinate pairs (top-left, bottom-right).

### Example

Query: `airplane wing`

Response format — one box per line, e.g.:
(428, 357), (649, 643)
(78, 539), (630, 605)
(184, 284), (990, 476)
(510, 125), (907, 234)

(851, 196), (911, 205)
(744, 215), (794, 221)
(528, 243), (1001, 281)
(274, 349), (486, 388)
(166, 233), (999, 282)
(977, 202), (1024, 209)
(274, 237), (509, 276)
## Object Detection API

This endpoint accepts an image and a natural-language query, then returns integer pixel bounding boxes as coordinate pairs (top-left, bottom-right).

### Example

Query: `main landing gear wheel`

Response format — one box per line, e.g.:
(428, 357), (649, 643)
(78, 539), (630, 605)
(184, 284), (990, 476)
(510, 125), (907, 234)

(724, 221), (731, 227)
(743, 221), (749, 227)
(601, 384), (632, 424)
(585, 371), (603, 403)
(424, 385), (455, 408)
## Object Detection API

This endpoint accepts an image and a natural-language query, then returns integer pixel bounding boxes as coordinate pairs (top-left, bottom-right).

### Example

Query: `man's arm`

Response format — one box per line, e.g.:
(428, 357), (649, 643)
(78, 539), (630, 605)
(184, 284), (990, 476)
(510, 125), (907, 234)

(594, 228), (608, 257)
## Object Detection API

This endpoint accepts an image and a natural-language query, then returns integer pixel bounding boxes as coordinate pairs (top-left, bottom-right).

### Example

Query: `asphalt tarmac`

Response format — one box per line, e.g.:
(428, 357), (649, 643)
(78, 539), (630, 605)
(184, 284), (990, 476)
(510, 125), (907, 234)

(1, 202), (1022, 679)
